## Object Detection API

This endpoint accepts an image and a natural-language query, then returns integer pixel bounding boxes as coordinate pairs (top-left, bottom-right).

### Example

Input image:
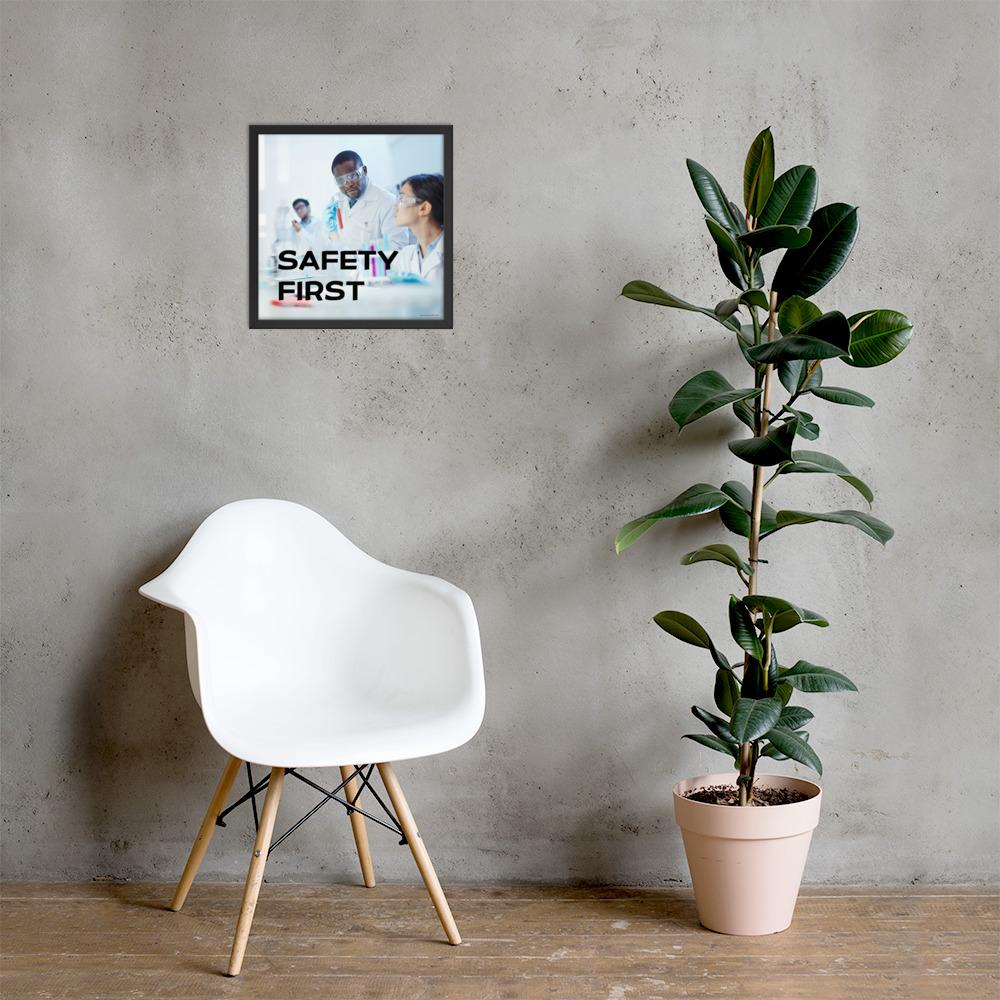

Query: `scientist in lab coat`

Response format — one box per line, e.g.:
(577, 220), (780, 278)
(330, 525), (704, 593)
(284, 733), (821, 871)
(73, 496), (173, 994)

(288, 197), (322, 251)
(391, 174), (445, 283)
(290, 198), (319, 236)
(328, 150), (410, 251)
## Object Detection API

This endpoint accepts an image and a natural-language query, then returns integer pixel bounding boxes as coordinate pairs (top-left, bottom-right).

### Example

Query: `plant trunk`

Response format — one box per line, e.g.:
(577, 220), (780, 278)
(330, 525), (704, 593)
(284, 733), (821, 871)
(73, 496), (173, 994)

(739, 290), (779, 806)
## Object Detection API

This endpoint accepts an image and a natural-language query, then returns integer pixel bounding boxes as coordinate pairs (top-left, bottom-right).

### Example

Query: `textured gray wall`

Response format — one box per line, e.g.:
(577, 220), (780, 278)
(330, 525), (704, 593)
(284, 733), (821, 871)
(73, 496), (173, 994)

(2, 0), (997, 885)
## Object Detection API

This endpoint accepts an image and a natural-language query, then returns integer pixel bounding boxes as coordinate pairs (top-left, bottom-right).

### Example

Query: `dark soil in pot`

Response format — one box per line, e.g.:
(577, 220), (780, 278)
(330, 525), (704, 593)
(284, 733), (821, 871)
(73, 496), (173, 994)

(683, 784), (812, 806)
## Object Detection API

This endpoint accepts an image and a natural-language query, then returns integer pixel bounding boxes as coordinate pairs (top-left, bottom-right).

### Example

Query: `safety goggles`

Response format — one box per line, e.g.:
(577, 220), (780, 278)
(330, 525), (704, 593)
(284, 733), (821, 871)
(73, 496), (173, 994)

(394, 187), (425, 207)
(334, 167), (364, 188)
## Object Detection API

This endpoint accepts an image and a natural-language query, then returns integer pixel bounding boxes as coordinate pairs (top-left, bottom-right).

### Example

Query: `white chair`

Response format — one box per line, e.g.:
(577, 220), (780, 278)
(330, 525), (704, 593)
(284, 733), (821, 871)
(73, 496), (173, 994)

(139, 499), (485, 976)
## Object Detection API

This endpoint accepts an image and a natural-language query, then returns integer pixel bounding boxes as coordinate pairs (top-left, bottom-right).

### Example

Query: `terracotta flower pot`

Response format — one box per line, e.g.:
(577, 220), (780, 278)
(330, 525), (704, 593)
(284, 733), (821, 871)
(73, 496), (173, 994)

(672, 771), (822, 935)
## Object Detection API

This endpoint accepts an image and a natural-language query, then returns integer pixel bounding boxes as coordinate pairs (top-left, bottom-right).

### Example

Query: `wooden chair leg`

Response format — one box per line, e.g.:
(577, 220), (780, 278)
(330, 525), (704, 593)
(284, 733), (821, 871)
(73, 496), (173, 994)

(227, 766), (285, 977)
(340, 765), (376, 888)
(376, 762), (461, 945)
(170, 754), (243, 912)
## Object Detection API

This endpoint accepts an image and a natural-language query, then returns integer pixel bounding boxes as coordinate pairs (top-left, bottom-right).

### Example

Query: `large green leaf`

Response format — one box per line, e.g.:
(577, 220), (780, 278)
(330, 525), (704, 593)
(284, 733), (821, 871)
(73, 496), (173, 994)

(779, 705), (814, 729)
(776, 297), (825, 391)
(614, 518), (657, 554)
(729, 201), (749, 235)
(763, 726), (823, 774)
(734, 325), (758, 368)
(809, 385), (874, 407)
(771, 609), (821, 634)
(772, 203), (859, 302)
(620, 281), (740, 332)
(732, 397), (756, 427)
(759, 726), (808, 759)
(714, 284), (770, 318)
(777, 449), (874, 505)
(778, 295), (822, 335)
(714, 297), (741, 321)
(729, 595), (763, 660)
(730, 697), (782, 743)
(669, 371), (762, 430)
(718, 480), (779, 539)
(779, 358), (824, 394)
(708, 637), (732, 672)
(681, 543), (752, 577)
(682, 733), (739, 756)
(719, 202), (765, 290)
(705, 217), (747, 271)
(747, 311), (851, 364)
(715, 288), (768, 321)
(740, 645), (779, 698)
(718, 247), (764, 291)
(743, 127), (775, 218)
(728, 418), (798, 466)
(780, 660), (858, 692)
(844, 310), (913, 367)
(615, 483), (734, 553)
(692, 705), (740, 745)
(758, 165), (818, 229)
(742, 595), (829, 629)
(740, 289), (770, 311)
(653, 610), (712, 648)
(686, 159), (745, 233)
(738, 224), (811, 255)
(773, 508), (894, 545)
(714, 667), (741, 715)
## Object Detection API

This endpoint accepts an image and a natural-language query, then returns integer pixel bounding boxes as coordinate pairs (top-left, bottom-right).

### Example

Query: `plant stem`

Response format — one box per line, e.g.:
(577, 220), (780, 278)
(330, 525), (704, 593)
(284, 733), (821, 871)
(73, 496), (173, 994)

(762, 618), (773, 692)
(738, 742), (754, 806)
(739, 289), (779, 806)
(747, 292), (777, 593)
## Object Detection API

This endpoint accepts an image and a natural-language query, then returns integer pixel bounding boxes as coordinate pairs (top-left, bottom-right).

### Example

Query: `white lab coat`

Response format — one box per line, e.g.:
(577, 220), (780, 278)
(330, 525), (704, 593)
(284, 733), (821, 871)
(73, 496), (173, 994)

(330, 183), (410, 251)
(392, 233), (445, 282)
(292, 214), (320, 237)
(291, 214), (322, 251)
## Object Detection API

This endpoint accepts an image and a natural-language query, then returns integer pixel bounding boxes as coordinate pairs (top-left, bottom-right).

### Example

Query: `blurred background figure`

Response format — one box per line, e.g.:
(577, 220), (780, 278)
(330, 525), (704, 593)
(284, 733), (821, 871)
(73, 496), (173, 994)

(392, 174), (445, 282)
(290, 198), (318, 237)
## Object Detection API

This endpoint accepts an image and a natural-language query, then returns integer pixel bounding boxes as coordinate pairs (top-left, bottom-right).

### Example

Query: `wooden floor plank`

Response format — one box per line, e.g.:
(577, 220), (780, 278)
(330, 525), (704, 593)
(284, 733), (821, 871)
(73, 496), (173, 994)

(6, 928), (997, 958)
(1, 883), (997, 999)
(0, 888), (998, 902)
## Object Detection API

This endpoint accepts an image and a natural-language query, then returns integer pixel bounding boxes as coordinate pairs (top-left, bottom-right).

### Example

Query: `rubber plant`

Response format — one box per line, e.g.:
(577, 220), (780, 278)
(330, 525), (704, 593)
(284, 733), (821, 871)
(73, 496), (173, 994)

(618, 128), (912, 806)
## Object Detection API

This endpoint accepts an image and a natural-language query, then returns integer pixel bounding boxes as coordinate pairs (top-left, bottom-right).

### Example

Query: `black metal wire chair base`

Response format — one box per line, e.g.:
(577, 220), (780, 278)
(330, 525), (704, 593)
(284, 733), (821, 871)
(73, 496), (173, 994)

(215, 763), (406, 857)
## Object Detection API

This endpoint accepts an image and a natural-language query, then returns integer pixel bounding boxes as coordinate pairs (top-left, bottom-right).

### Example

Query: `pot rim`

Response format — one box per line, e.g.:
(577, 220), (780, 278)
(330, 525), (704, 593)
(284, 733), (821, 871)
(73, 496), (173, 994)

(672, 770), (822, 811)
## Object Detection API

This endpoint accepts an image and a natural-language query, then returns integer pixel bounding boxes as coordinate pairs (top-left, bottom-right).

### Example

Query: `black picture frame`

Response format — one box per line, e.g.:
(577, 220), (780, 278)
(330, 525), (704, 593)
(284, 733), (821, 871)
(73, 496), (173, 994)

(249, 124), (453, 330)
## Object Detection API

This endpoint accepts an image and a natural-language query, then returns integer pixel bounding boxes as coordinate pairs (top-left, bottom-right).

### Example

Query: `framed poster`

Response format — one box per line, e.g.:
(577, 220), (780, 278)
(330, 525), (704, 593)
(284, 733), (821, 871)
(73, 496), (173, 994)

(249, 125), (452, 329)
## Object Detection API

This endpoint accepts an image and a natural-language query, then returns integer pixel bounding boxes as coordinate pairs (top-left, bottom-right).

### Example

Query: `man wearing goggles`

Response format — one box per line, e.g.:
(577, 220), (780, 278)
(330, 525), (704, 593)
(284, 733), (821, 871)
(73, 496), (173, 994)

(328, 150), (409, 252)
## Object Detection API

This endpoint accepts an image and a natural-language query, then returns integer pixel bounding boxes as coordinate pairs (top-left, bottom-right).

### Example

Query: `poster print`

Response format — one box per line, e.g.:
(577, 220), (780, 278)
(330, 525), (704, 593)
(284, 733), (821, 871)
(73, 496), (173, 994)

(250, 125), (452, 329)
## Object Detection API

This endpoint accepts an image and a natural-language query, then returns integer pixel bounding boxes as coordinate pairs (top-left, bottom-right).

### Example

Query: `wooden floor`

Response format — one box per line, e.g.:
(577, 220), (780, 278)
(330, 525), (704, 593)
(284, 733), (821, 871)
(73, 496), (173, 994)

(1, 883), (997, 999)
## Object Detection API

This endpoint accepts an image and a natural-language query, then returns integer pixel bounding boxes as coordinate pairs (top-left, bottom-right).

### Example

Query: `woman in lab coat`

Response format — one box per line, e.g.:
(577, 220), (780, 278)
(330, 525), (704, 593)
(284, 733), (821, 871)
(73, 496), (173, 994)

(391, 174), (445, 282)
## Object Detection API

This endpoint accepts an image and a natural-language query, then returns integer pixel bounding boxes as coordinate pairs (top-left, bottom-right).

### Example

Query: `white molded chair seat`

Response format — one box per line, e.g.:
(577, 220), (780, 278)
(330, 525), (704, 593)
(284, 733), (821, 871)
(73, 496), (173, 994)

(139, 499), (485, 976)
(140, 498), (485, 768)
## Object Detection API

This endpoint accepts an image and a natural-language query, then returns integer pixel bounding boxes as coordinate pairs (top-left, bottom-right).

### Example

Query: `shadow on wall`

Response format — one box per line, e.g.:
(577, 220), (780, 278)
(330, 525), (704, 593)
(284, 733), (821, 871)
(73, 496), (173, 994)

(552, 324), (735, 884)
(70, 534), (227, 881)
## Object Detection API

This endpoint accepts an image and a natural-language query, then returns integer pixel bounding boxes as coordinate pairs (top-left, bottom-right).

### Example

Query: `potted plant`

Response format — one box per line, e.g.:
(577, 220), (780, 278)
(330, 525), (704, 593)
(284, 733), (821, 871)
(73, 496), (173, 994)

(617, 128), (912, 935)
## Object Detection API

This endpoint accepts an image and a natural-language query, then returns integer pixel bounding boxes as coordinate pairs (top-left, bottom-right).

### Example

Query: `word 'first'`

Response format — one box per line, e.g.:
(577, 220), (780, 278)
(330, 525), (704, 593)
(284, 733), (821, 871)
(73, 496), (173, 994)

(276, 249), (400, 301)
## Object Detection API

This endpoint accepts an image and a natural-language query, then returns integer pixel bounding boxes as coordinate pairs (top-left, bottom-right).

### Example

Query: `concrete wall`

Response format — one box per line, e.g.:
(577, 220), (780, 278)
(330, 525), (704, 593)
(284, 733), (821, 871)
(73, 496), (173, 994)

(2, 0), (997, 885)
